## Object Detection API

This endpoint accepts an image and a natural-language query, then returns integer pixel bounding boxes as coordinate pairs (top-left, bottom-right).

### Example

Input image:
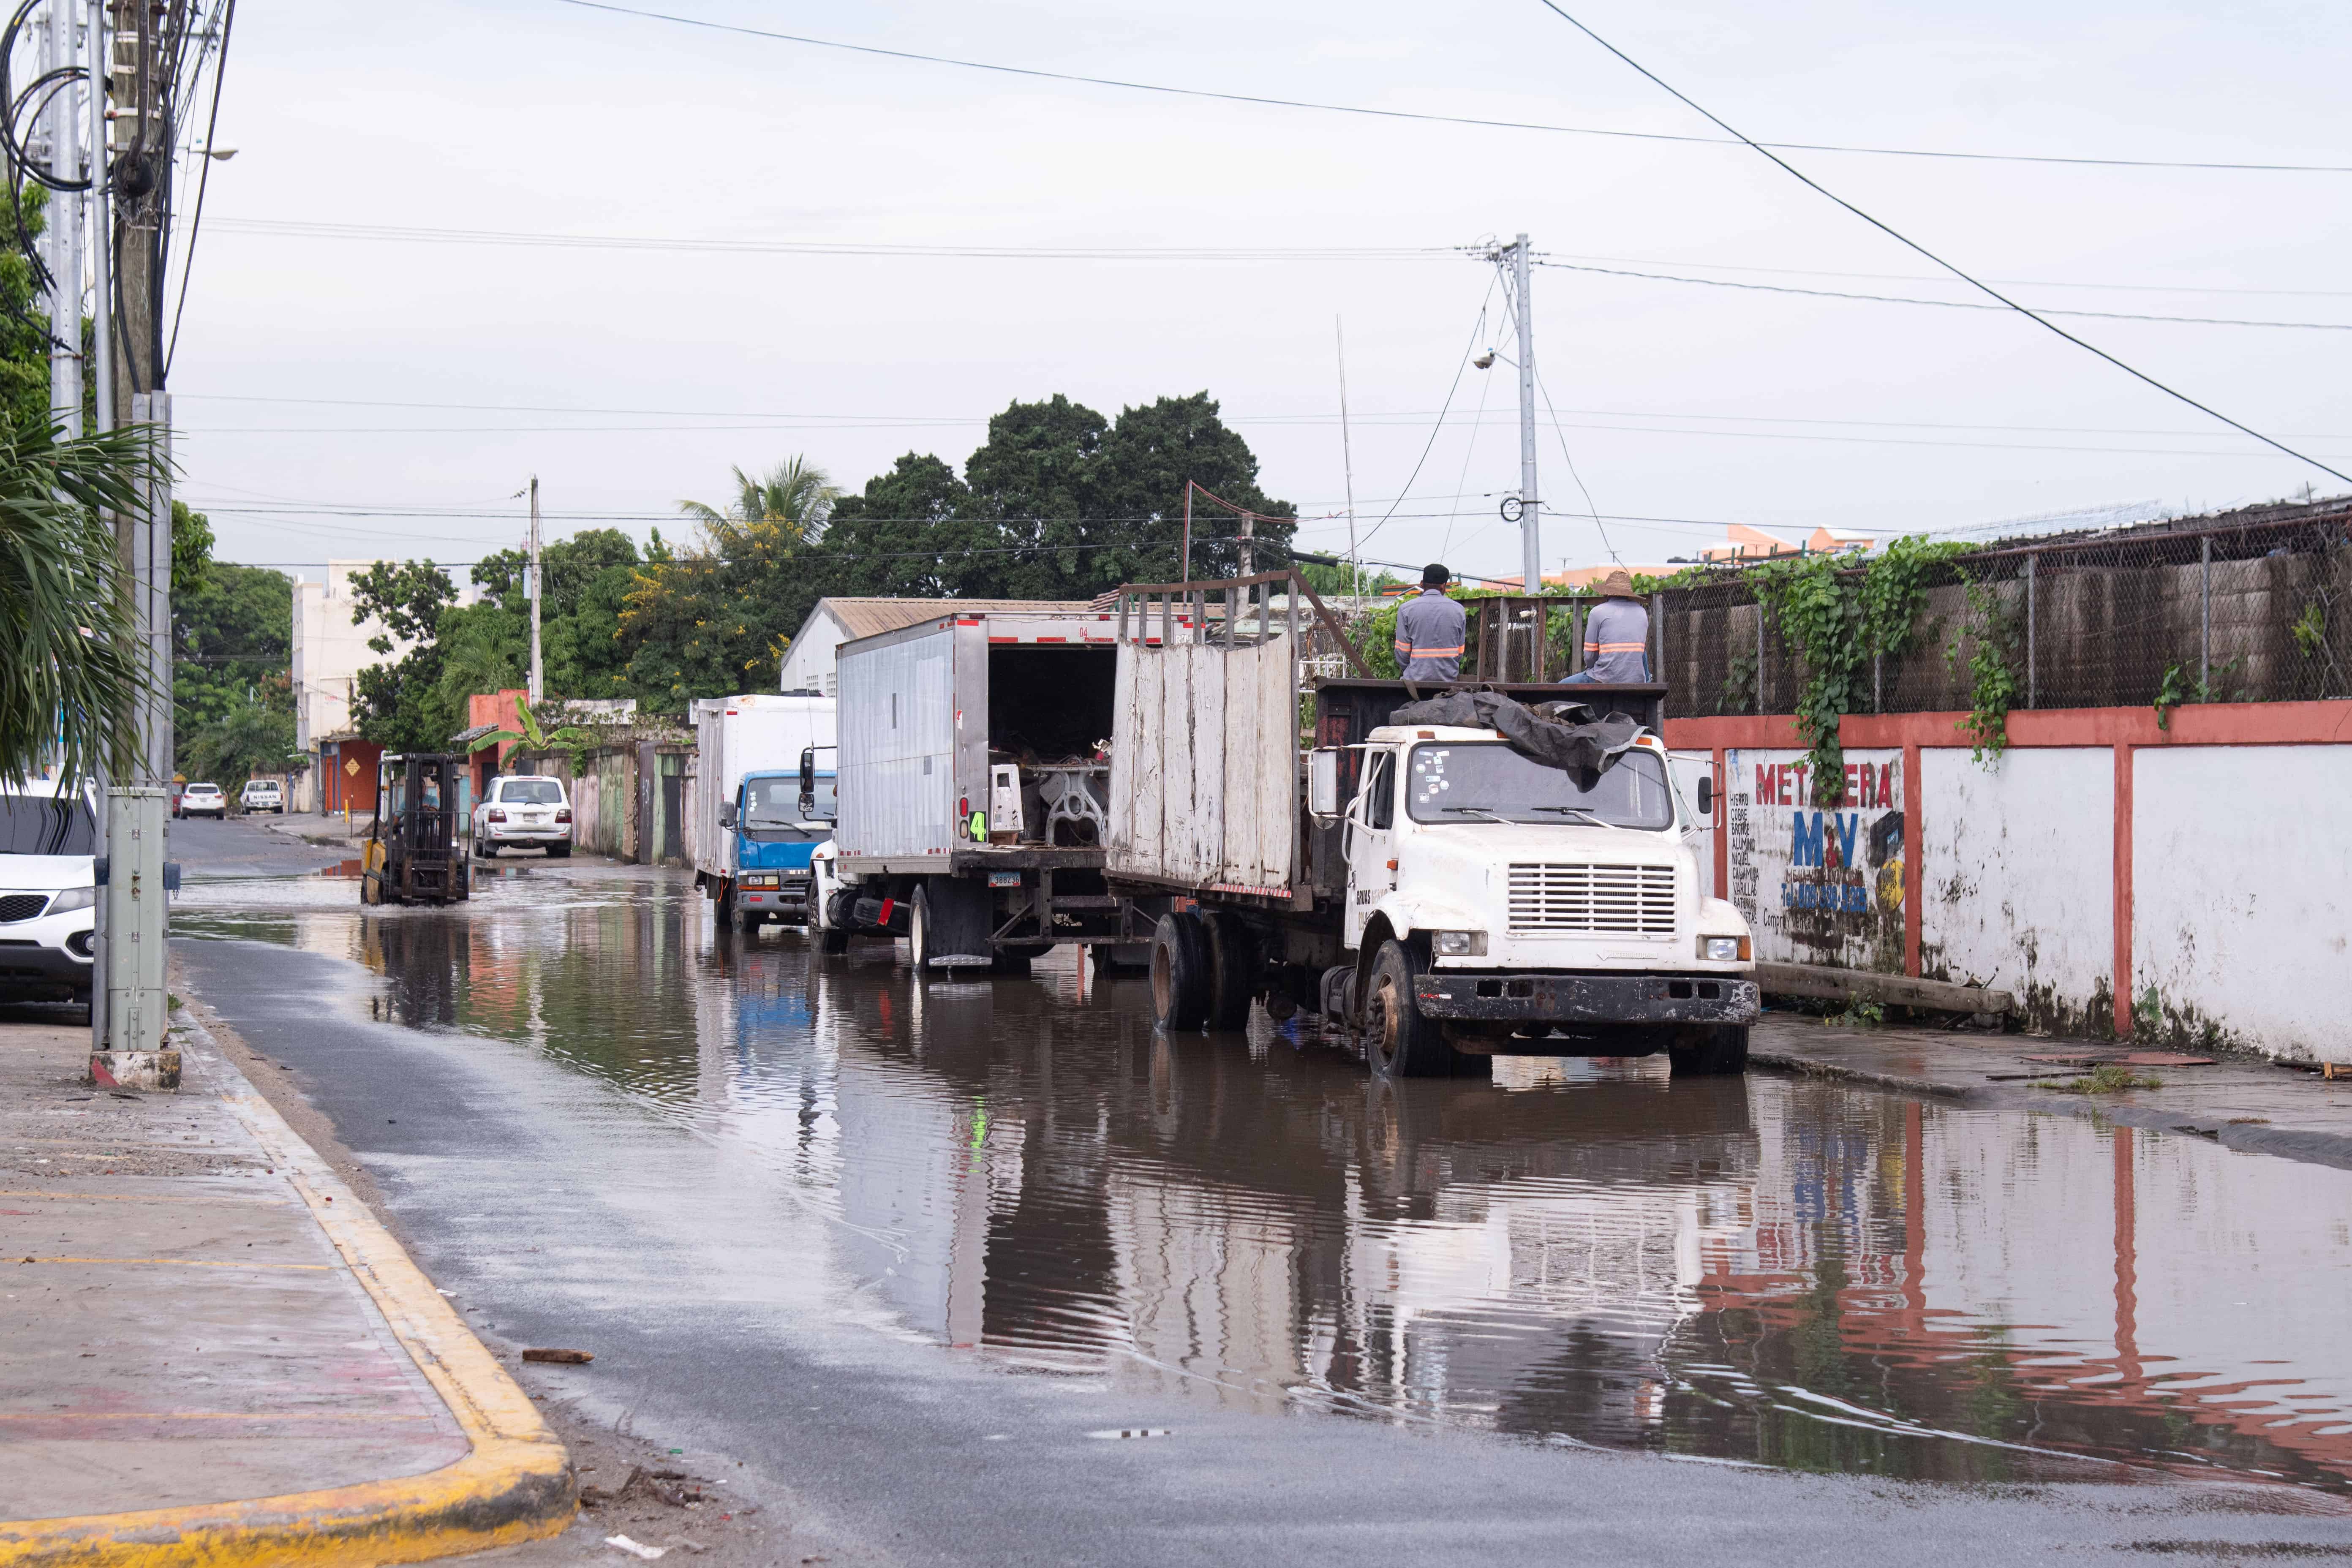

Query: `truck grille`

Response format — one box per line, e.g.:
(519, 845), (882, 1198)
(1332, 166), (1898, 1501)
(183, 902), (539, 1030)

(1506, 863), (1677, 936)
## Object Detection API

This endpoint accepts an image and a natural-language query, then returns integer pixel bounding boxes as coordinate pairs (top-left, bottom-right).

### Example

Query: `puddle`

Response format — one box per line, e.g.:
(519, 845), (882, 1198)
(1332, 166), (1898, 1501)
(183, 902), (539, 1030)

(176, 889), (2352, 1494)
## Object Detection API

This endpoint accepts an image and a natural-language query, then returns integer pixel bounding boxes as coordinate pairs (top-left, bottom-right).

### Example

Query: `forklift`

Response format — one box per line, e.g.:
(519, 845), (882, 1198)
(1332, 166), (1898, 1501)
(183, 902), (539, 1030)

(360, 753), (471, 906)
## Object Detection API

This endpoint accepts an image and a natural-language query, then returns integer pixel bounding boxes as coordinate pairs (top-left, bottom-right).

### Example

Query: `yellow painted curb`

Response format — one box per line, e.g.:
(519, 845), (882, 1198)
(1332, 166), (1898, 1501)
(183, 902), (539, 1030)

(0, 1029), (576, 1568)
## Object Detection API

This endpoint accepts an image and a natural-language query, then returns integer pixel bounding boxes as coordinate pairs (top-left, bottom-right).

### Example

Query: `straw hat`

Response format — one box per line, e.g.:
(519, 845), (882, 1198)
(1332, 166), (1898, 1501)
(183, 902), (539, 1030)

(1595, 568), (1639, 599)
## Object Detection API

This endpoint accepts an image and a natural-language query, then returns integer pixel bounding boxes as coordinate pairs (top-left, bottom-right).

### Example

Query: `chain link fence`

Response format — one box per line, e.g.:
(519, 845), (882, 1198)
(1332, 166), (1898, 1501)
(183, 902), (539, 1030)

(1657, 501), (2352, 719)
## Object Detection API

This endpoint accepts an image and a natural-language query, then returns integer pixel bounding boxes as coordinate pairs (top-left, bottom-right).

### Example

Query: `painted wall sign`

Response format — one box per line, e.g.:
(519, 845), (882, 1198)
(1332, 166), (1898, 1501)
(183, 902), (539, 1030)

(1726, 748), (1906, 971)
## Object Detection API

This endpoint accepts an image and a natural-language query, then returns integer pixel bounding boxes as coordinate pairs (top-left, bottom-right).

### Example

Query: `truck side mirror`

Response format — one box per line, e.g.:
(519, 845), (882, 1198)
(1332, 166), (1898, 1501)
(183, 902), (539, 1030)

(1697, 775), (1715, 817)
(1308, 749), (1341, 816)
(717, 802), (736, 828)
(800, 748), (817, 818)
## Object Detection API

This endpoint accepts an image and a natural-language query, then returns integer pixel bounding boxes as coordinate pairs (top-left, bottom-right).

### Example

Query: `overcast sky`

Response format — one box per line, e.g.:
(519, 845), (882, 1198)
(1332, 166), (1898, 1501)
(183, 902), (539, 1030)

(173, 0), (2352, 584)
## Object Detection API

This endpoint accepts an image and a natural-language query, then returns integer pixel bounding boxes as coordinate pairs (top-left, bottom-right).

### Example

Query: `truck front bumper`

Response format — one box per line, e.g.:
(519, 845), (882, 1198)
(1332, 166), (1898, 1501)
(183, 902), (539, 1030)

(1412, 971), (1759, 1026)
(737, 877), (813, 919)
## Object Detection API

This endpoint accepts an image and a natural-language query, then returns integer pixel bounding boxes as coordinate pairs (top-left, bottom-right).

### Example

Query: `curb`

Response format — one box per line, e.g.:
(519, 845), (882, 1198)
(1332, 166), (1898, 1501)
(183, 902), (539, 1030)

(0, 1017), (575, 1568)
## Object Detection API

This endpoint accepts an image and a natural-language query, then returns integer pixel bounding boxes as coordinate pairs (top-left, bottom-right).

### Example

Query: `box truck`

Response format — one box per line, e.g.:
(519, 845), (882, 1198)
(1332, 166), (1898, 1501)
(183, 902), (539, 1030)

(690, 691), (836, 931)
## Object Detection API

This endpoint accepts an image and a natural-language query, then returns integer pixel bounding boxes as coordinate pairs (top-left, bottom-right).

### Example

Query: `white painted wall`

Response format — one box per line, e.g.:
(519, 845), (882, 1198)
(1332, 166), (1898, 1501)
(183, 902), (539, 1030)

(777, 604), (847, 696)
(2133, 746), (2352, 1059)
(1919, 748), (2113, 1027)
(291, 561), (416, 750)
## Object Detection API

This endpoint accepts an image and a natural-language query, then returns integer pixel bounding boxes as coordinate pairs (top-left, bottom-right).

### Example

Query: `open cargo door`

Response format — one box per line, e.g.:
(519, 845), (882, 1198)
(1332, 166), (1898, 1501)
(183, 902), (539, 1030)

(1107, 633), (1297, 896)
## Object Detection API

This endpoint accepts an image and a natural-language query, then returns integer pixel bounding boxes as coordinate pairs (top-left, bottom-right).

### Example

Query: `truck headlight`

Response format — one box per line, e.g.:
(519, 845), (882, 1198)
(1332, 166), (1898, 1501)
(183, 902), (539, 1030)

(1699, 935), (1748, 962)
(1433, 930), (1487, 957)
(742, 873), (779, 889)
(47, 886), (94, 915)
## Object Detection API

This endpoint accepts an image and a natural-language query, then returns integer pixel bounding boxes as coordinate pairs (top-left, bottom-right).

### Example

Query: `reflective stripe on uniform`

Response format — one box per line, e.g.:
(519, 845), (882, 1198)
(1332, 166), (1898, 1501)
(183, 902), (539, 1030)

(1405, 644), (1464, 658)
(1587, 641), (1647, 652)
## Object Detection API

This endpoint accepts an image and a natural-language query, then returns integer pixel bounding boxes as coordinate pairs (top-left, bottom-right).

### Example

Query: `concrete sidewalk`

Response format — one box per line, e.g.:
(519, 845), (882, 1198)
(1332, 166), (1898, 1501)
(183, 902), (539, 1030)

(1753, 1010), (2352, 1170)
(0, 1008), (573, 1564)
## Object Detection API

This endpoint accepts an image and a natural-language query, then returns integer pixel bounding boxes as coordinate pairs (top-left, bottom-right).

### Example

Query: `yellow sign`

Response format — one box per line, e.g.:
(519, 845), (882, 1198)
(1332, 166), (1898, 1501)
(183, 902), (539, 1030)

(344, 757), (360, 776)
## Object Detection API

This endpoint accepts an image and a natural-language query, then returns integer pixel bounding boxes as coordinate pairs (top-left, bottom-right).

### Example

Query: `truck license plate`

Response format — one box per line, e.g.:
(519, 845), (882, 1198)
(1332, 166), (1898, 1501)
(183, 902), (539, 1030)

(988, 871), (1022, 887)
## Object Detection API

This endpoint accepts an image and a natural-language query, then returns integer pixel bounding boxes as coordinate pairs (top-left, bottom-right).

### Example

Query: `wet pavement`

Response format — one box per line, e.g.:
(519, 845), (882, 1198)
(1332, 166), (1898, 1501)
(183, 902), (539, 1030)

(159, 847), (2352, 1562)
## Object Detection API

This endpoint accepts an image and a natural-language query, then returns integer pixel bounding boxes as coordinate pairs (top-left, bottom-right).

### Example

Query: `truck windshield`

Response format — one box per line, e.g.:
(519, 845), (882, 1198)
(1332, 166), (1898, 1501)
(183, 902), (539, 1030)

(1405, 743), (1673, 830)
(741, 776), (834, 836)
(0, 794), (97, 855)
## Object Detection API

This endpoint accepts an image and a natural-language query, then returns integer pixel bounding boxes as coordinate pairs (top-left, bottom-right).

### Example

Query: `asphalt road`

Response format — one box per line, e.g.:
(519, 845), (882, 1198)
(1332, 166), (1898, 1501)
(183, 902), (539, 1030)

(165, 836), (2352, 1566)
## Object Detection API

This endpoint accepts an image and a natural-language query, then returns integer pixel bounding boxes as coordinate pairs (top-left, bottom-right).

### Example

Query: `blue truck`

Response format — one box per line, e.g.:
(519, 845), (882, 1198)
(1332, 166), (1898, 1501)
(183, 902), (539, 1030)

(690, 692), (837, 934)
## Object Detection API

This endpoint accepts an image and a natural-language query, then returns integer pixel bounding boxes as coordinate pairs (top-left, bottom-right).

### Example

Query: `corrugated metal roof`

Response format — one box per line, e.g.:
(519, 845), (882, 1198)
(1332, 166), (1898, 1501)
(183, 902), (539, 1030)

(821, 597), (1100, 639)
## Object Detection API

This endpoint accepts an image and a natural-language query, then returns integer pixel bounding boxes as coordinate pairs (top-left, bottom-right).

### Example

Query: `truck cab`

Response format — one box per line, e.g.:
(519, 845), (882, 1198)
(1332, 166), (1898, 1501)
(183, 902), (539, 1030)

(1333, 721), (1756, 1075)
(718, 767), (836, 930)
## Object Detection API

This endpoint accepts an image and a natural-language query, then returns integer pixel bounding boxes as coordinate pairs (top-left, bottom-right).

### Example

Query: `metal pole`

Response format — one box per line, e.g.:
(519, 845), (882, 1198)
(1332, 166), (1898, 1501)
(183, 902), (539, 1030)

(2199, 535), (2211, 693)
(43, 1), (83, 435)
(1512, 234), (1541, 596)
(528, 475), (543, 704)
(2025, 554), (2038, 710)
(87, 0), (109, 433)
(1180, 481), (1192, 583)
(1237, 509), (1254, 582)
(1335, 316), (1359, 599)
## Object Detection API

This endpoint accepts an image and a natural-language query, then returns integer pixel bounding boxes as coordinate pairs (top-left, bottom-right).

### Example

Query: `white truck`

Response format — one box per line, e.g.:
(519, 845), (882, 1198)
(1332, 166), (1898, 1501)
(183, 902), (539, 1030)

(1106, 573), (1759, 1079)
(689, 691), (837, 932)
(819, 604), (1169, 974)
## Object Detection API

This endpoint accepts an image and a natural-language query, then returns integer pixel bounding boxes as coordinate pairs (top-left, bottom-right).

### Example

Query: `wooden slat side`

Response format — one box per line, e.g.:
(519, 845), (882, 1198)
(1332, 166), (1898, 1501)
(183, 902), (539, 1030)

(1160, 646), (1193, 887)
(1106, 642), (1138, 864)
(1259, 635), (1296, 886)
(1222, 642), (1260, 886)
(1190, 643), (1228, 885)
(1130, 647), (1165, 880)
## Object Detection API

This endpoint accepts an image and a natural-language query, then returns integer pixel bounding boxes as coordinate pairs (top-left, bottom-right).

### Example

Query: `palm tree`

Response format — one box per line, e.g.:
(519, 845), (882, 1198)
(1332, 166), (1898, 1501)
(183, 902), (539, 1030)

(0, 418), (158, 783)
(680, 457), (838, 544)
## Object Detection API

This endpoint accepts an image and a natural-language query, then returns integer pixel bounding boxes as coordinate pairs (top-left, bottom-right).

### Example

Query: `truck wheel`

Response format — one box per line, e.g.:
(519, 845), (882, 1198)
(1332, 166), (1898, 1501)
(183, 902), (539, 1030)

(819, 924), (850, 955)
(715, 888), (741, 939)
(1668, 1024), (1750, 1077)
(908, 885), (936, 971)
(1203, 912), (1255, 1032)
(1149, 913), (1210, 1032)
(1363, 940), (1482, 1078)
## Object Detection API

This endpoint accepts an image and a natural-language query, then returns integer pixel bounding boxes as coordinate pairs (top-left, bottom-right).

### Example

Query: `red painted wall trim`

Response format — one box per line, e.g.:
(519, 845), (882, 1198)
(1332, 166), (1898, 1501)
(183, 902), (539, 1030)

(1665, 699), (2352, 754)
(1903, 742), (1923, 978)
(1711, 747), (1728, 901)
(2113, 743), (2134, 1038)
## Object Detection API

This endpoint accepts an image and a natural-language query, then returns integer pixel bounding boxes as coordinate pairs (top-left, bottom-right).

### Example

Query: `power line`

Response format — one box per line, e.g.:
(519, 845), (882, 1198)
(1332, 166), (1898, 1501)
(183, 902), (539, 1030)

(1353, 282), (1494, 554)
(544, 0), (2352, 176)
(1528, 0), (2352, 488)
(1533, 258), (2352, 331)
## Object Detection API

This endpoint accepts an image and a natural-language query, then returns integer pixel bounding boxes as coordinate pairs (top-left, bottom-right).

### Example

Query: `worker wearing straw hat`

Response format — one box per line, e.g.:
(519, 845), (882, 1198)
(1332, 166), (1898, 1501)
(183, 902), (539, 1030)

(1561, 569), (1650, 684)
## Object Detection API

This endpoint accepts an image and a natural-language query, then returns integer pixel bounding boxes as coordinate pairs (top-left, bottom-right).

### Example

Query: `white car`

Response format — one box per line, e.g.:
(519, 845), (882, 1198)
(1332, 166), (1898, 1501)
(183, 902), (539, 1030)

(472, 775), (573, 858)
(0, 780), (98, 1005)
(239, 780), (283, 813)
(178, 782), (226, 819)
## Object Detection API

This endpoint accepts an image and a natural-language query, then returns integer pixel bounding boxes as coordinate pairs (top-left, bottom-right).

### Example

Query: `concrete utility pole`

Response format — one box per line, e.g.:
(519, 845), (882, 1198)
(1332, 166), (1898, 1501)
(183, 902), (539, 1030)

(40, 0), (84, 435)
(527, 476), (543, 704)
(1510, 233), (1542, 596)
(87, 0), (109, 433)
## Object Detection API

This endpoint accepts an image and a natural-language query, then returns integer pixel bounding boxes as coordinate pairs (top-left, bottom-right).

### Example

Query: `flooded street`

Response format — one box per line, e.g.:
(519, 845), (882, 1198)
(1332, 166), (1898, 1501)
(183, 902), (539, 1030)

(172, 856), (2352, 1505)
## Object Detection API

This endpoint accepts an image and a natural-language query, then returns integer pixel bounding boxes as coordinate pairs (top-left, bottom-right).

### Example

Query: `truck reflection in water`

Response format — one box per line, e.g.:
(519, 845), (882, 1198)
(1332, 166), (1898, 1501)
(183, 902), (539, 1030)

(357, 896), (2352, 1496)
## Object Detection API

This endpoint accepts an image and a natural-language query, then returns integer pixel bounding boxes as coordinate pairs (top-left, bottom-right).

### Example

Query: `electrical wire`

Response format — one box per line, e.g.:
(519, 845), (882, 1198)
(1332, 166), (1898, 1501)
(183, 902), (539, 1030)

(1353, 278), (1494, 555)
(545, 0), (2352, 176)
(1533, 365), (1615, 567)
(164, 0), (234, 380)
(1527, 0), (2352, 488)
(1533, 257), (2352, 331)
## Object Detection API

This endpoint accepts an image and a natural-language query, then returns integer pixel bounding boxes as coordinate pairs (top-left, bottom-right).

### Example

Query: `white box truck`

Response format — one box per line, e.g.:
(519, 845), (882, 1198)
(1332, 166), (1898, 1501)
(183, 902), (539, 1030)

(690, 691), (836, 932)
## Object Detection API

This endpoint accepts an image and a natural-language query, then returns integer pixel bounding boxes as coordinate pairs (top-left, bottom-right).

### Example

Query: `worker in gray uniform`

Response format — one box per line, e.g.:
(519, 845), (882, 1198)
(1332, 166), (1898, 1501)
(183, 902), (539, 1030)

(1562, 568), (1650, 683)
(1393, 564), (1467, 683)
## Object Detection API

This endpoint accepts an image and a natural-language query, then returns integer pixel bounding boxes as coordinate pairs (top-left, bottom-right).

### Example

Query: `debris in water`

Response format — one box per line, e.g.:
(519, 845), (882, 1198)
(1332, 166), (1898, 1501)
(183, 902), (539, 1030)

(602, 1536), (665, 1560)
(523, 1347), (593, 1364)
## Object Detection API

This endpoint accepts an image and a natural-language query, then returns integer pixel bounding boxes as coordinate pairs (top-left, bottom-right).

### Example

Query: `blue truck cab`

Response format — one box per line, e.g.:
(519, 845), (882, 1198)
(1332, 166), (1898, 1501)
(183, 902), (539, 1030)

(719, 767), (836, 928)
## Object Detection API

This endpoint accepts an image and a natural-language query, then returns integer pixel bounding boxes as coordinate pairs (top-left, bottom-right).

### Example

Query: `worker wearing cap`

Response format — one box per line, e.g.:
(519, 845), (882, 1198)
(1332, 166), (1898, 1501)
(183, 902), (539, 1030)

(1393, 564), (1467, 683)
(1562, 568), (1650, 683)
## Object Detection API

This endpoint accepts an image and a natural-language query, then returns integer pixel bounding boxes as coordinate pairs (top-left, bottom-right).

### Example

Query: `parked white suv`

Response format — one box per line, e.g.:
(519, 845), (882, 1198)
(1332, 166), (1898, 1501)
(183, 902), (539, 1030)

(0, 780), (98, 1006)
(178, 782), (226, 819)
(239, 780), (283, 813)
(472, 776), (573, 858)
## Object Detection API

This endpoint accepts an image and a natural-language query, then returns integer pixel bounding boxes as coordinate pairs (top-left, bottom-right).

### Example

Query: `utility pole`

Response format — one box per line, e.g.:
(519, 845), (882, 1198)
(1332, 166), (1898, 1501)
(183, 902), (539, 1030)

(87, 0), (109, 433)
(1510, 233), (1542, 596)
(1335, 316), (1359, 599)
(527, 476), (543, 704)
(41, 0), (84, 436)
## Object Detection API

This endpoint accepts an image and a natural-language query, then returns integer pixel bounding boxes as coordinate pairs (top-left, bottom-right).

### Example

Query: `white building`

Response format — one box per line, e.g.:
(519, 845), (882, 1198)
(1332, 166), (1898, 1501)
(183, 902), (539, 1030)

(291, 560), (440, 751)
(777, 598), (1097, 695)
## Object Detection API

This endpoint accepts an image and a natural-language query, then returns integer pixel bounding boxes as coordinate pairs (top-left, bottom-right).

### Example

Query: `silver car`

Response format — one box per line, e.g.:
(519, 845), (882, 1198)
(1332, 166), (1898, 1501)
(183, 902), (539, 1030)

(472, 776), (573, 858)
(178, 782), (226, 820)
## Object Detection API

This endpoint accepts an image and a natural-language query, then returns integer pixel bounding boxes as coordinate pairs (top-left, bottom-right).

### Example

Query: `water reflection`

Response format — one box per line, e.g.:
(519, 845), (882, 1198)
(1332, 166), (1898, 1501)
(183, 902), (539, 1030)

(178, 883), (2352, 1492)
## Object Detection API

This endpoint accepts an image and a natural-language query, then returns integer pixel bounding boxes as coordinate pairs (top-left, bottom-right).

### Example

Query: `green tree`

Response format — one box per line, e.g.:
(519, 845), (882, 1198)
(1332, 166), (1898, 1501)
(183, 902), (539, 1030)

(173, 550), (293, 772)
(348, 560), (461, 754)
(0, 418), (158, 781)
(468, 527), (640, 698)
(819, 453), (988, 597)
(681, 457), (838, 541)
(186, 688), (301, 785)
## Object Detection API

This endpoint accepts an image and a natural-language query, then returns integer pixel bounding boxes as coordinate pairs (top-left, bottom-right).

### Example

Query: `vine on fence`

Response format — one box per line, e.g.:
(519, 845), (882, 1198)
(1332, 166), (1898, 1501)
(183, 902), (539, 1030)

(1947, 572), (2022, 761)
(1748, 536), (1963, 806)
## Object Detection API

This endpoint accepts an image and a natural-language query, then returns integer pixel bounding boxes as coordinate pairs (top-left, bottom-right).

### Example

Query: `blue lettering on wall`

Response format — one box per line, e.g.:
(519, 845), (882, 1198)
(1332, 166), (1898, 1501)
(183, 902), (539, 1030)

(1833, 812), (1860, 869)
(1792, 811), (1825, 868)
